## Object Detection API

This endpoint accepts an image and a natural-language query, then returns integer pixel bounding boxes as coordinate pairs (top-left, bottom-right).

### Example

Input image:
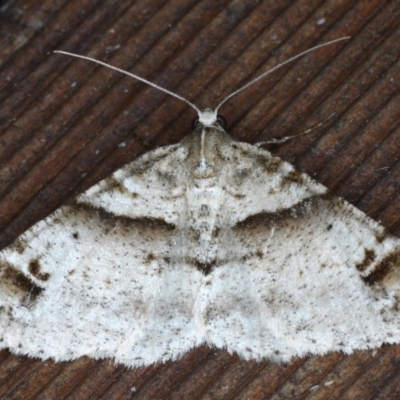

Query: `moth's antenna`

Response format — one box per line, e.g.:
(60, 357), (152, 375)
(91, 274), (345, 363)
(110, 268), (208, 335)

(214, 37), (350, 114)
(53, 50), (202, 116)
(54, 37), (350, 127)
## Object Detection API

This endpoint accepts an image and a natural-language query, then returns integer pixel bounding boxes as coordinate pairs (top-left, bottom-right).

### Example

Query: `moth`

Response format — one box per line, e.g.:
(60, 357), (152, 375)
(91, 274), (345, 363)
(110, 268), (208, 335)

(2, 37), (399, 368)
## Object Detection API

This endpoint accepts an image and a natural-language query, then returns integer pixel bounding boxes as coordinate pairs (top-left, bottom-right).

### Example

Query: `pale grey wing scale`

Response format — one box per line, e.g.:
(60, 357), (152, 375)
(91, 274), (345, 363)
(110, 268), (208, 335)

(79, 144), (206, 365)
(1, 204), (174, 361)
(201, 142), (400, 361)
(78, 144), (186, 222)
(0, 144), (204, 366)
(1, 134), (400, 365)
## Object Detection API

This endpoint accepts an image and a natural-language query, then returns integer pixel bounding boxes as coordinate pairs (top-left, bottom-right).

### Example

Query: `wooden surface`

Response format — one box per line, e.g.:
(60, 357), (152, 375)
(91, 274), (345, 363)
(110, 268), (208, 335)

(1, 0), (400, 399)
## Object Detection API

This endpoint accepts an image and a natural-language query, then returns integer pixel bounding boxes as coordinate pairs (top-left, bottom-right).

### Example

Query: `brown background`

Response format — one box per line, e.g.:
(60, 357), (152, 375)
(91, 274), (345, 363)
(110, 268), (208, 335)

(1, 0), (400, 399)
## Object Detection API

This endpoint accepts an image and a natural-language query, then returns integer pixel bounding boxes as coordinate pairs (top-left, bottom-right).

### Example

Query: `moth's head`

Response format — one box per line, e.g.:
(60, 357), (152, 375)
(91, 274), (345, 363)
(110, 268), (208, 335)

(192, 108), (228, 131)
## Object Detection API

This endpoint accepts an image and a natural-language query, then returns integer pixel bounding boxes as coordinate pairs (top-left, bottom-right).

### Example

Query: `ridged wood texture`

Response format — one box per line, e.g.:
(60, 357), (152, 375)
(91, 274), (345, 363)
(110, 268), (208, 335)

(0, 0), (400, 399)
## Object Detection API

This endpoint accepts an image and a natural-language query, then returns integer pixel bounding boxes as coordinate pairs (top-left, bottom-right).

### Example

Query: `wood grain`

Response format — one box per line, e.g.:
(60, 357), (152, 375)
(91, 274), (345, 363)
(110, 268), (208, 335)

(0, 0), (399, 398)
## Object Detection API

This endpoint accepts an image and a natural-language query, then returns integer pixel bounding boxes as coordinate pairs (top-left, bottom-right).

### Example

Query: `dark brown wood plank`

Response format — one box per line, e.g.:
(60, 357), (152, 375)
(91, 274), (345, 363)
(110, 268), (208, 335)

(0, 0), (399, 399)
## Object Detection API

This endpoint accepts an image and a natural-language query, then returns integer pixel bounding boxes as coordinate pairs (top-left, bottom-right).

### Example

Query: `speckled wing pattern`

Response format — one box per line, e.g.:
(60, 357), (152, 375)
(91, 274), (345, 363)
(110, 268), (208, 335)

(0, 126), (400, 367)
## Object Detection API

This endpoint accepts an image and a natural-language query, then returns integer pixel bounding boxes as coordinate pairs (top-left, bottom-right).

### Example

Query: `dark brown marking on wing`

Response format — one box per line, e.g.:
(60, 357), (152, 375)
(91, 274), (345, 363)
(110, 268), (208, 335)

(28, 259), (50, 281)
(212, 227), (221, 238)
(281, 170), (307, 187)
(230, 143), (282, 174)
(255, 249), (264, 259)
(8, 238), (28, 254)
(241, 249), (265, 262)
(231, 192), (246, 200)
(103, 177), (139, 197)
(375, 229), (388, 244)
(0, 262), (43, 301)
(234, 193), (331, 230)
(362, 251), (400, 286)
(187, 257), (218, 275)
(144, 253), (156, 264)
(194, 260), (215, 275)
(356, 249), (377, 272)
(70, 202), (176, 233)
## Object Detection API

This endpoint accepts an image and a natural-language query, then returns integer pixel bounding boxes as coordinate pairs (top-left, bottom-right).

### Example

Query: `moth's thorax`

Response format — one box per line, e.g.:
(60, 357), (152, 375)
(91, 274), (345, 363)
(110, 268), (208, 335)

(183, 126), (230, 271)
(184, 126), (233, 181)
